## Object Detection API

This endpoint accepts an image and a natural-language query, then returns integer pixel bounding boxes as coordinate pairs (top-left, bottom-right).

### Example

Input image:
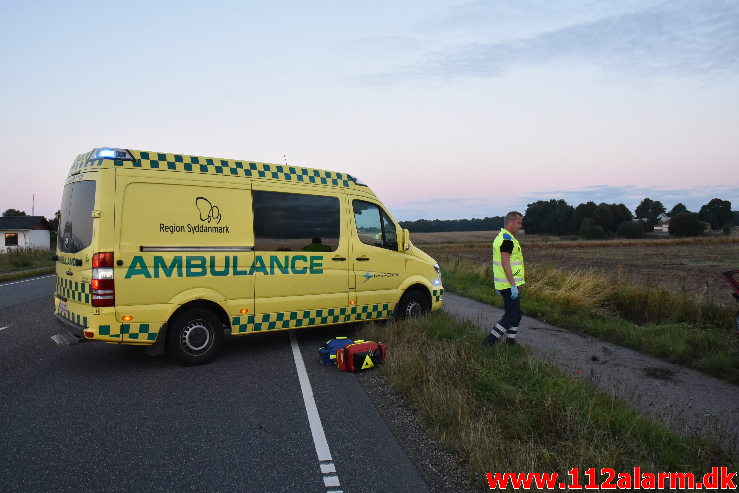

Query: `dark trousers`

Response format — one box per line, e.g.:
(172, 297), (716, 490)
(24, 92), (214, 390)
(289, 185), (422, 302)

(497, 288), (522, 329)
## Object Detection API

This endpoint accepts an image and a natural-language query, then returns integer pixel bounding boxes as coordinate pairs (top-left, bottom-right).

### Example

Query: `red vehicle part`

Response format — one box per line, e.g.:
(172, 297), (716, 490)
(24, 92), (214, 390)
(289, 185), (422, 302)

(722, 270), (739, 335)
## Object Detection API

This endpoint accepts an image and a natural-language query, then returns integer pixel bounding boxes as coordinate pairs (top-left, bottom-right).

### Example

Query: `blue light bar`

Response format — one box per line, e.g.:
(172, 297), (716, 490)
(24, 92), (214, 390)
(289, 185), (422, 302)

(98, 149), (117, 158)
(90, 148), (134, 161)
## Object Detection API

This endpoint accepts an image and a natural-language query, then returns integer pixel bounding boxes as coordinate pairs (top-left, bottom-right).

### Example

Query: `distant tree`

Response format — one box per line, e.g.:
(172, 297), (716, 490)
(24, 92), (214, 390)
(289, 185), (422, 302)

(2, 208), (27, 217)
(634, 198), (666, 227)
(399, 216), (503, 233)
(579, 202), (632, 233)
(668, 203), (689, 216)
(668, 213), (705, 237)
(699, 198), (733, 230)
(578, 217), (605, 239)
(617, 221), (643, 239)
(574, 201), (597, 229)
(523, 199), (575, 235)
(734, 211), (739, 226)
(613, 203), (633, 225)
(592, 203), (613, 231)
(47, 210), (61, 233)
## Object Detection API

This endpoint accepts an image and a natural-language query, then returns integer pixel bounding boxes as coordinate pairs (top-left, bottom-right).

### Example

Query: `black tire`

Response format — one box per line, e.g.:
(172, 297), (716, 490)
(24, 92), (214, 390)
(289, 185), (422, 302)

(166, 308), (224, 365)
(396, 289), (430, 320)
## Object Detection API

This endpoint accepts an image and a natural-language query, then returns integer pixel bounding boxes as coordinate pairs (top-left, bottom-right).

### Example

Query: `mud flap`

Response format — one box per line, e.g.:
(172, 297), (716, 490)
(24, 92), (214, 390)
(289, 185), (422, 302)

(144, 323), (168, 357)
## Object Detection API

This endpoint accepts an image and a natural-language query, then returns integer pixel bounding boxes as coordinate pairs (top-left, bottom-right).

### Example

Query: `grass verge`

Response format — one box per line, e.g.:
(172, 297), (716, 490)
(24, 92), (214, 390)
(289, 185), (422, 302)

(358, 313), (736, 490)
(0, 249), (55, 283)
(0, 249), (54, 274)
(435, 256), (739, 384)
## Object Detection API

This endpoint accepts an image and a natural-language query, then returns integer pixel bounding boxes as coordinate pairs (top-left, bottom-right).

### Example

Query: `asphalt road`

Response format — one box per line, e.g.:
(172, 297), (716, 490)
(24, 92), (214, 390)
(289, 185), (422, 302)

(0, 275), (428, 492)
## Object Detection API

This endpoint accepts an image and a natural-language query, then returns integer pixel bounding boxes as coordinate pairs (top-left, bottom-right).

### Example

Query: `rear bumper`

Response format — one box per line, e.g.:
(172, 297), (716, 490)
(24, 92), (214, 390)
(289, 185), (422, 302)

(53, 313), (88, 345)
(55, 312), (86, 338)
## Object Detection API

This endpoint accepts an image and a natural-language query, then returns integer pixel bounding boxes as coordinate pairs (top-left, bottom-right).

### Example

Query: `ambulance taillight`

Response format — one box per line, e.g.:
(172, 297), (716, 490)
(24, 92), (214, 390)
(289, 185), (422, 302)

(91, 252), (115, 307)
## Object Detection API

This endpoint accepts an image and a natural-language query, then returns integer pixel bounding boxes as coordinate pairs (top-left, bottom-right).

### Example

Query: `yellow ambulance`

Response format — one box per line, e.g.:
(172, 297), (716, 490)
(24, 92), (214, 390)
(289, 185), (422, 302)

(53, 148), (443, 364)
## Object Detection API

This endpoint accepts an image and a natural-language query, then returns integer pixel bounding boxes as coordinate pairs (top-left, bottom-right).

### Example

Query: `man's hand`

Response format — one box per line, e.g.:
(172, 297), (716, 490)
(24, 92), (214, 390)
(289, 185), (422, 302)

(511, 285), (519, 299)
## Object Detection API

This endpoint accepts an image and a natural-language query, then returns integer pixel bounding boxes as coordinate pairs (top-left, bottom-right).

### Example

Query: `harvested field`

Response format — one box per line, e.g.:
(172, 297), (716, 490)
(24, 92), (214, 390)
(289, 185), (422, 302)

(414, 231), (739, 308)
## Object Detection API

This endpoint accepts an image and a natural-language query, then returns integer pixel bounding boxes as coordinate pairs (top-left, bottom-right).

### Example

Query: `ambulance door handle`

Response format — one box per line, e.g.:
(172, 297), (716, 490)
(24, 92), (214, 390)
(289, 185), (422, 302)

(356, 256), (370, 261)
(332, 256), (346, 261)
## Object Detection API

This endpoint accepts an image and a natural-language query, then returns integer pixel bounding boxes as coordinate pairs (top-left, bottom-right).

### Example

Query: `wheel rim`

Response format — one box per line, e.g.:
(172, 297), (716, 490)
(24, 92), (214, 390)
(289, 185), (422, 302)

(180, 319), (212, 354)
(405, 299), (422, 317)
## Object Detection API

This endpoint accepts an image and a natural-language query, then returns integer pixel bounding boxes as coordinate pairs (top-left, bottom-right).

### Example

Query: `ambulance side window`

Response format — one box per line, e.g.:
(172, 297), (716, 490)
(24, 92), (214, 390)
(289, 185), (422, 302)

(353, 200), (398, 251)
(253, 191), (340, 252)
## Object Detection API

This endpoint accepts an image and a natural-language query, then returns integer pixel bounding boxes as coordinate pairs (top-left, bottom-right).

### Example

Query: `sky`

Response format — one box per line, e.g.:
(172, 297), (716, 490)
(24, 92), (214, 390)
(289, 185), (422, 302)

(1, 0), (737, 221)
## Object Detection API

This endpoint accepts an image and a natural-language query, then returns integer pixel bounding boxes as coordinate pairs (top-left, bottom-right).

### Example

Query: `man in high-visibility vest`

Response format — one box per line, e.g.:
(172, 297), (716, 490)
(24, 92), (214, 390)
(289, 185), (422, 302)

(484, 211), (525, 345)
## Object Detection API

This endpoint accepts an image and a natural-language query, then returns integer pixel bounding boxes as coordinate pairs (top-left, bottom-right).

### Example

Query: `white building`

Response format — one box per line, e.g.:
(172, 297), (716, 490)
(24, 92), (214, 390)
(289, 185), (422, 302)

(0, 216), (52, 252)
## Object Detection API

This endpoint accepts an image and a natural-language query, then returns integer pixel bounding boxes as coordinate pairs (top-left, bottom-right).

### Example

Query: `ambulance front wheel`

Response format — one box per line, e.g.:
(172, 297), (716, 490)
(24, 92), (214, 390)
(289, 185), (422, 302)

(396, 289), (430, 319)
(166, 308), (224, 365)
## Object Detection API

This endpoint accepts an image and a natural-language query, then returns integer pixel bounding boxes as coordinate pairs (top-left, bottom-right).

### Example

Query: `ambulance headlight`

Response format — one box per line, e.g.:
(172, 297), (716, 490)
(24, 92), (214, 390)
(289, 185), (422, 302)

(91, 148), (134, 161)
(434, 264), (441, 278)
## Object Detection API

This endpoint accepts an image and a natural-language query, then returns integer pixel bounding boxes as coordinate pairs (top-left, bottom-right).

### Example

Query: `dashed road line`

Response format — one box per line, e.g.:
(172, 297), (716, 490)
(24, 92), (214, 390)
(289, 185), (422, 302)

(0, 274), (55, 287)
(0, 326), (10, 331)
(289, 331), (344, 493)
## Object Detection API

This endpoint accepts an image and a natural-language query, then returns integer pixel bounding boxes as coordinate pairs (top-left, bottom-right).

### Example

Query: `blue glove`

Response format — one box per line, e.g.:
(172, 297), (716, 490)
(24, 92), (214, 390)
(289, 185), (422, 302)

(495, 290), (500, 295)
(511, 285), (519, 299)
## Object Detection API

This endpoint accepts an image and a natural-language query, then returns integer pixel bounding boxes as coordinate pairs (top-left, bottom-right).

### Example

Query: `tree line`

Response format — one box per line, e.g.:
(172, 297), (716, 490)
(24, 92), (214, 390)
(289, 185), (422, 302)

(399, 216), (503, 232)
(396, 197), (735, 237)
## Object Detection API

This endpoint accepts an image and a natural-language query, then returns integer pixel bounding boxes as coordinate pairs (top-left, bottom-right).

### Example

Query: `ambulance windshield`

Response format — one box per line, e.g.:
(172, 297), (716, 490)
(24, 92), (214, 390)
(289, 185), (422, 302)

(58, 181), (96, 254)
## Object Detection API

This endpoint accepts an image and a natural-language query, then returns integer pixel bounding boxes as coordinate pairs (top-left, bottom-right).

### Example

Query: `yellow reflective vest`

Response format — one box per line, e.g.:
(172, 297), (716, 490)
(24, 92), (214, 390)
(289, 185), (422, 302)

(492, 228), (525, 290)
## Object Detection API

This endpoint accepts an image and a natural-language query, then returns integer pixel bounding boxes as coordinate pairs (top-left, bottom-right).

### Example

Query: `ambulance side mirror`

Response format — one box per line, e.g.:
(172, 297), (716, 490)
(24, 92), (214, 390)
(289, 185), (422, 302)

(401, 229), (411, 251)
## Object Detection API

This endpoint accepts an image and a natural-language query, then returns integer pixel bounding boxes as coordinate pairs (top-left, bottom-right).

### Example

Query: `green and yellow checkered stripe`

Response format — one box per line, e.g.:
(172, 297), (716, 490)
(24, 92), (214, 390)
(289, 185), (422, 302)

(433, 288), (444, 303)
(58, 306), (88, 328)
(97, 323), (159, 343)
(231, 303), (393, 334)
(70, 149), (354, 188)
(56, 277), (90, 304)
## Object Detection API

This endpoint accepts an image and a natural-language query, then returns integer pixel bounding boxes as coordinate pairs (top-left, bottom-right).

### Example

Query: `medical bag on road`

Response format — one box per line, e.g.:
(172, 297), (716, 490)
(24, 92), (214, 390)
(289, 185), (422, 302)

(336, 340), (387, 372)
(318, 337), (354, 366)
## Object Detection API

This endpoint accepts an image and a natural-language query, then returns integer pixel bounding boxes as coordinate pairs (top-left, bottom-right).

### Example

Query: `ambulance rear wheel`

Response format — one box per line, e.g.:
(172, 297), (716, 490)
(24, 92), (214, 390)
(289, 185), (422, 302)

(396, 289), (429, 319)
(167, 308), (223, 365)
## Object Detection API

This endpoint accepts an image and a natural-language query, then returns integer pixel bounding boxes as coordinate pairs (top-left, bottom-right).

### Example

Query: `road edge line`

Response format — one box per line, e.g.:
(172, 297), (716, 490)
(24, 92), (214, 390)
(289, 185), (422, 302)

(289, 331), (343, 493)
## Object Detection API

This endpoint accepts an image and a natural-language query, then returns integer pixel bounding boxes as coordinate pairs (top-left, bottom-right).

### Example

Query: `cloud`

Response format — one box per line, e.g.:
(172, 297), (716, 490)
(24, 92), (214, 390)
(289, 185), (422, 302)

(369, 0), (739, 82)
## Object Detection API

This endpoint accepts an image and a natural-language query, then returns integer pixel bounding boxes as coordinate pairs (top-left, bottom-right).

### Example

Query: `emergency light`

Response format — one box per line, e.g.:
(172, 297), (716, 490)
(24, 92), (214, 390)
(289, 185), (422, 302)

(91, 148), (134, 161)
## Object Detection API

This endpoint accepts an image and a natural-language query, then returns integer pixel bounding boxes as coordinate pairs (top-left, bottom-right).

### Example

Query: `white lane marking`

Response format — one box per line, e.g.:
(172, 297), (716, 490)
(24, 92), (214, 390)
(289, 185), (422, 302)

(289, 331), (343, 493)
(323, 475), (340, 487)
(0, 326), (10, 331)
(0, 274), (55, 287)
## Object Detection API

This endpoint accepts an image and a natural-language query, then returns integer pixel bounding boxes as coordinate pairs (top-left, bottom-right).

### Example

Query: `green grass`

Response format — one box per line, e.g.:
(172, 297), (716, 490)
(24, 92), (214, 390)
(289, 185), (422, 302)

(437, 257), (739, 384)
(0, 249), (54, 274)
(0, 249), (55, 283)
(359, 313), (736, 490)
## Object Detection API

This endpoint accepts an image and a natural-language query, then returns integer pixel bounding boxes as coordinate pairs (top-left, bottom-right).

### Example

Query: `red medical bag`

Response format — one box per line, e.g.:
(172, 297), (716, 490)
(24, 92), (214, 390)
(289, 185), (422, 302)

(335, 340), (387, 372)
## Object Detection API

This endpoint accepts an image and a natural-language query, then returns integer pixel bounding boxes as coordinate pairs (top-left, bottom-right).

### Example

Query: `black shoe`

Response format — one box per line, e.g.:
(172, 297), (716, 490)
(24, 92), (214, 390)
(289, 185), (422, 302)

(483, 333), (498, 346)
(506, 338), (517, 345)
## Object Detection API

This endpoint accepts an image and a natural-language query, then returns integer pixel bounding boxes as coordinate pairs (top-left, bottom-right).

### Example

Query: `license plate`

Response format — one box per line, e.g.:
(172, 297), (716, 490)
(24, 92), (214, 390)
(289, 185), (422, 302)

(58, 300), (67, 317)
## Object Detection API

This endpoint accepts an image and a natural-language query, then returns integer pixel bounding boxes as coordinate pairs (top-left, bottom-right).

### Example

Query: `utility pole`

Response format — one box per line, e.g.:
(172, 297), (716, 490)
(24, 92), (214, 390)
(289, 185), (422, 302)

(32, 194), (35, 216)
